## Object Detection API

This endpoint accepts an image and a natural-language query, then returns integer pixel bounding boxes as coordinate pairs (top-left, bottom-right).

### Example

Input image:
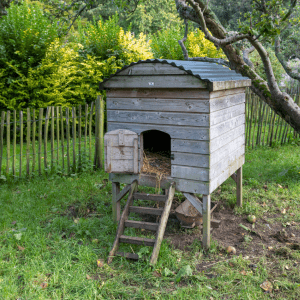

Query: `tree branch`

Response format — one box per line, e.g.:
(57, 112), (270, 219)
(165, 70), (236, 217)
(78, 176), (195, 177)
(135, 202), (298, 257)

(178, 19), (189, 60)
(275, 38), (300, 81)
(282, 0), (297, 22)
(243, 46), (255, 68)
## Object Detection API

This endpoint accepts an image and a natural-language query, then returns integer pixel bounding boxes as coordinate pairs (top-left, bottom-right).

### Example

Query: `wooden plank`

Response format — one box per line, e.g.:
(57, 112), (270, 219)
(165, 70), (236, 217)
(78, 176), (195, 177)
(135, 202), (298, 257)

(172, 152), (209, 168)
(56, 107), (59, 167)
(31, 109), (36, 173)
(133, 193), (167, 202)
(78, 105), (81, 170)
(119, 235), (155, 246)
(172, 139), (209, 154)
(112, 182), (121, 222)
(183, 193), (203, 215)
(172, 165), (209, 181)
(209, 79), (251, 92)
(210, 134), (244, 166)
(209, 155), (245, 193)
(107, 123), (209, 141)
(108, 180), (138, 264)
(211, 114), (245, 140)
(106, 88), (210, 99)
(236, 166), (242, 207)
(210, 93), (245, 112)
(89, 102), (94, 161)
(26, 108), (31, 176)
(115, 184), (131, 203)
(84, 104), (88, 155)
(105, 159), (135, 173)
(0, 111), (5, 176)
(12, 110), (16, 177)
(66, 108), (70, 173)
(38, 109), (43, 175)
(103, 75), (207, 89)
(150, 182), (176, 265)
(72, 107), (76, 171)
(210, 103), (244, 126)
(125, 220), (159, 231)
(51, 106), (54, 168)
(6, 111), (10, 174)
(106, 146), (135, 160)
(107, 98), (210, 113)
(129, 206), (163, 215)
(210, 124), (245, 153)
(210, 145), (245, 179)
(44, 107), (50, 169)
(117, 63), (188, 75)
(107, 110), (209, 127)
(133, 138), (138, 174)
(19, 111), (23, 178)
(202, 194), (211, 249)
(60, 107), (65, 172)
(209, 87), (246, 99)
(116, 252), (139, 260)
(231, 173), (237, 183)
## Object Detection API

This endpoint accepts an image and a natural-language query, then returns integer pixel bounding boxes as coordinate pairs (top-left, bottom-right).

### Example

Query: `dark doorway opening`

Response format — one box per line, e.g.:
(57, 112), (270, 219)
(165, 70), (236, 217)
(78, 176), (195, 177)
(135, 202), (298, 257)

(141, 130), (171, 176)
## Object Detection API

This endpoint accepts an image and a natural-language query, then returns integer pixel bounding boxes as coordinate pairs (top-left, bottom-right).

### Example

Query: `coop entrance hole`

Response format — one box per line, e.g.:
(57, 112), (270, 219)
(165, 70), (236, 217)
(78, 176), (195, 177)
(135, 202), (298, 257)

(141, 130), (171, 176)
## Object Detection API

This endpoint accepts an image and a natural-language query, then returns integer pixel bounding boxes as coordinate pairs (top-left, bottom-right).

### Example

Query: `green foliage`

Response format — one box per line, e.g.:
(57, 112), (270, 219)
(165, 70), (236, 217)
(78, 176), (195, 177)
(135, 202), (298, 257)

(0, 0), (58, 74)
(250, 48), (285, 84)
(0, 40), (118, 110)
(76, 15), (153, 65)
(151, 24), (226, 60)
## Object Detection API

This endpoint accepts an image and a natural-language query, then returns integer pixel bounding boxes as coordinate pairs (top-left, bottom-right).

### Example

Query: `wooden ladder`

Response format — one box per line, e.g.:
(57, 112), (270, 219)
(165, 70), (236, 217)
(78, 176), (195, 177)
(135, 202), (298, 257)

(108, 181), (176, 265)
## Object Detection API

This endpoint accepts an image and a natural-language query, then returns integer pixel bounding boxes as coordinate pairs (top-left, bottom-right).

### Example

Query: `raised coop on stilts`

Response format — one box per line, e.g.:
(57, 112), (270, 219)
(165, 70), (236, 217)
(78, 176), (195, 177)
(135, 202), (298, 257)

(100, 59), (251, 264)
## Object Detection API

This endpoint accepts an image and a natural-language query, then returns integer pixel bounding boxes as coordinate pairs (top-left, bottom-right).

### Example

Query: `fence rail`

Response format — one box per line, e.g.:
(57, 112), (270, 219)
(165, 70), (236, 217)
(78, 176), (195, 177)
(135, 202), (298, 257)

(0, 96), (104, 180)
(0, 91), (299, 180)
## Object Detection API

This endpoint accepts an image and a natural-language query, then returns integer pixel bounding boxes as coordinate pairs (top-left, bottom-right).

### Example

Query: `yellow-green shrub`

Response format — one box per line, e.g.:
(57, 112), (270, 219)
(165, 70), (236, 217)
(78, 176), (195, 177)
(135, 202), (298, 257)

(0, 40), (119, 111)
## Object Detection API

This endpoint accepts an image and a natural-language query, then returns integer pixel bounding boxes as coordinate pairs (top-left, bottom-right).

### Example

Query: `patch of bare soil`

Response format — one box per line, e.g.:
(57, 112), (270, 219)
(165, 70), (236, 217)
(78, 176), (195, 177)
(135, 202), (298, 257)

(165, 204), (300, 258)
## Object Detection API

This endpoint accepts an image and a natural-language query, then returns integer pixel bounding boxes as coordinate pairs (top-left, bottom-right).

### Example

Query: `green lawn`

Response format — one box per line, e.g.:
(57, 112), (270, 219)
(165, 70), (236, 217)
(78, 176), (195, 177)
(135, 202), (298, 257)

(0, 144), (299, 299)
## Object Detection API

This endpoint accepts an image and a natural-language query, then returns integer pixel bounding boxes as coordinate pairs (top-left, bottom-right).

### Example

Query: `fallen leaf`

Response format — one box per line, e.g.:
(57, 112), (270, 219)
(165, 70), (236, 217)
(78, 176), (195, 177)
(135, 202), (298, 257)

(240, 270), (247, 275)
(228, 262), (235, 267)
(11, 221), (17, 225)
(278, 184), (283, 189)
(86, 274), (92, 280)
(97, 259), (104, 268)
(153, 270), (161, 277)
(17, 245), (25, 251)
(268, 246), (273, 250)
(260, 280), (272, 292)
(285, 265), (289, 270)
(261, 202), (267, 207)
(40, 282), (48, 289)
(281, 208), (286, 214)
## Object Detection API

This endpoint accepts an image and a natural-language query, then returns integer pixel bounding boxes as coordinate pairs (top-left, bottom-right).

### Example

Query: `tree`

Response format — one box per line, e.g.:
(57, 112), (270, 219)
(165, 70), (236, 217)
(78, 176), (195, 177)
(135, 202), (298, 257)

(174, 0), (300, 133)
(0, 0), (14, 18)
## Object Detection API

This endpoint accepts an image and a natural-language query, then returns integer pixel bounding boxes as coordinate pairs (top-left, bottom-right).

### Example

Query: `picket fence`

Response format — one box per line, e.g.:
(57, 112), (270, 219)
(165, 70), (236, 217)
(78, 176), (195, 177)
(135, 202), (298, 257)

(0, 91), (299, 180)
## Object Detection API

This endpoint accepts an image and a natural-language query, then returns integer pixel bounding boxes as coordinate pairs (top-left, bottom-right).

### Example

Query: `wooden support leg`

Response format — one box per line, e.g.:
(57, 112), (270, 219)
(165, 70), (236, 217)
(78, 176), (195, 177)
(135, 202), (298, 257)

(236, 167), (242, 207)
(112, 182), (120, 223)
(202, 194), (211, 249)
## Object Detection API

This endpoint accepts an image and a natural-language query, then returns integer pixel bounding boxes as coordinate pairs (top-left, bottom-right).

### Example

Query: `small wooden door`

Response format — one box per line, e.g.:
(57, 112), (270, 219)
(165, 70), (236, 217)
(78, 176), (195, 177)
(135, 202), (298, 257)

(104, 129), (139, 174)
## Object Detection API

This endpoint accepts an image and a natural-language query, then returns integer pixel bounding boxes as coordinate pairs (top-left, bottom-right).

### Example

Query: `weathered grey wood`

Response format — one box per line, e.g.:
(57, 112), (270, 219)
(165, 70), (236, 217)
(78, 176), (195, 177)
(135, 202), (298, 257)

(172, 152), (209, 168)
(0, 112), (4, 176)
(107, 123), (209, 141)
(210, 114), (245, 139)
(210, 103), (244, 126)
(209, 155), (245, 193)
(119, 235), (155, 246)
(112, 182), (121, 222)
(210, 124), (245, 153)
(172, 165), (209, 182)
(6, 111), (10, 174)
(150, 182), (175, 265)
(129, 206), (164, 215)
(133, 138), (138, 174)
(209, 87), (246, 99)
(183, 193), (203, 215)
(116, 252), (139, 260)
(210, 146), (245, 179)
(108, 180), (138, 264)
(125, 220), (159, 231)
(107, 110), (209, 127)
(202, 194), (211, 249)
(105, 159), (136, 173)
(133, 192), (167, 202)
(208, 79), (251, 92)
(106, 88), (210, 99)
(210, 93), (245, 112)
(107, 98), (210, 113)
(172, 139), (209, 154)
(231, 173), (237, 183)
(103, 75), (207, 89)
(117, 63), (188, 75)
(210, 134), (244, 166)
(236, 166), (242, 207)
(115, 184), (131, 203)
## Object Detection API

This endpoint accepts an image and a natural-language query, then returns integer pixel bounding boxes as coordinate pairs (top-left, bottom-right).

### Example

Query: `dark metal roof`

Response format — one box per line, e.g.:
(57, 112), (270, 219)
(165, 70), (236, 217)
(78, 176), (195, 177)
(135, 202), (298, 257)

(100, 59), (250, 88)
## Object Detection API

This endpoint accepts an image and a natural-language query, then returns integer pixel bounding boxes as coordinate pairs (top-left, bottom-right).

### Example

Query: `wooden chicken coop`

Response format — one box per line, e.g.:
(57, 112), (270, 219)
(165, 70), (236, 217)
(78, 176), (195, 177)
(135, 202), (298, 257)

(100, 59), (251, 263)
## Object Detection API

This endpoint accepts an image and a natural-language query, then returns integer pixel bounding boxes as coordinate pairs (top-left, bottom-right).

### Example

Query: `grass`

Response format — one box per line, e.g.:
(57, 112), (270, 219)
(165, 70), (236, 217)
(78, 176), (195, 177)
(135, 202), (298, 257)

(0, 143), (299, 299)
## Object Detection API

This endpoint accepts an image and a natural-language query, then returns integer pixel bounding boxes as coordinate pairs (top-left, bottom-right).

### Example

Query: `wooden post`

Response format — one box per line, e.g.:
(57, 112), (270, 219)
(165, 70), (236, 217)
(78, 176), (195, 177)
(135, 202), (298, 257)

(19, 111), (23, 178)
(94, 96), (104, 169)
(12, 110), (16, 177)
(56, 107), (60, 167)
(32, 109), (36, 173)
(60, 107), (65, 172)
(6, 111), (10, 174)
(44, 107), (50, 169)
(112, 182), (121, 222)
(51, 106), (55, 169)
(202, 194), (211, 249)
(26, 108), (31, 177)
(89, 102), (94, 161)
(84, 104), (88, 155)
(78, 105), (82, 171)
(72, 107), (76, 171)
(236, 166), (242, 207)
(66, 108), (70, 173)
(0, 111), (5, 176)
(38, 108), (43, 175)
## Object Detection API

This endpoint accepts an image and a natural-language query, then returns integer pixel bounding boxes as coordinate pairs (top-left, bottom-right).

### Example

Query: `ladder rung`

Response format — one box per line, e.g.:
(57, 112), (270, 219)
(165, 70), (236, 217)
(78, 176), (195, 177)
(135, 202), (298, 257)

(116, 252), (139, 260)
(129, 206), (163, 215)
(133, 192), (167, 202)
(125, 220), (159, 231)
(119, 235), (155, 246)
